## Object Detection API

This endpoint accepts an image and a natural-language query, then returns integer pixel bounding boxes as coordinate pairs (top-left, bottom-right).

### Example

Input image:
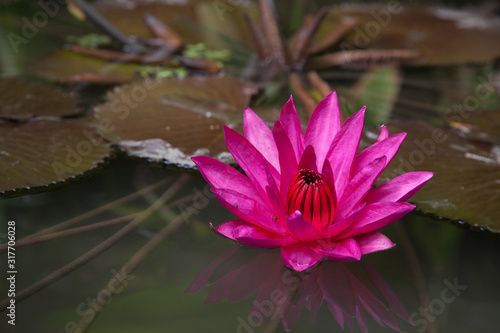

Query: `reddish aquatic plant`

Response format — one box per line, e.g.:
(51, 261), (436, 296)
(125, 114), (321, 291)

(192, 92), (432, 271)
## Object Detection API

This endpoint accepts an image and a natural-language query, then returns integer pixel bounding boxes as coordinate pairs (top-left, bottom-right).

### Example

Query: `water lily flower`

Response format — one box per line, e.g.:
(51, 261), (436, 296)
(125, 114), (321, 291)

(192, 92), (433, 271)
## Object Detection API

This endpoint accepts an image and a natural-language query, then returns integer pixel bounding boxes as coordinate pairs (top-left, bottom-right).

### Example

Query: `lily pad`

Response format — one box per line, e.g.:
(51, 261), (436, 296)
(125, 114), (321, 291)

(370, 121), (500, 233)
(30, 50), (141, 84)
(0, 118), (112, 197)
(314, 5), (500, 66)
(93, 76), (254, 168)
(0, 79), (79, 120)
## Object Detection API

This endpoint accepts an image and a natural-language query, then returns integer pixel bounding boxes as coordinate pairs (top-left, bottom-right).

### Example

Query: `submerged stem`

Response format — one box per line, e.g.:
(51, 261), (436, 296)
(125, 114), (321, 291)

(75, 204), (187, 332)
(0, 176), (189, 312)
(24, 178), (171, 239)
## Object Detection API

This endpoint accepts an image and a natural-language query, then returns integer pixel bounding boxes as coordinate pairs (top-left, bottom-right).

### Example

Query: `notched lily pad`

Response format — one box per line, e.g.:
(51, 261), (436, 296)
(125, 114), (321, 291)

(0, 79), (79, 120)
(93, 76), (254, 168)
(0, 119), (112, 197)
(371, 121), (500, 233)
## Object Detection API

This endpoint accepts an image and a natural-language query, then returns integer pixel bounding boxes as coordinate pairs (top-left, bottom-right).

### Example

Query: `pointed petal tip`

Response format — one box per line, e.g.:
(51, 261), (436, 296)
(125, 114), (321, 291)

(222, 125), (232, 137)
(210, 221), (236, 241)
(243, 107), (258, 121)
(423, 171), (434, 179)
(191, 155), (201, 165)
(356, 232), (396, 255)
(324, 90), (338, 99)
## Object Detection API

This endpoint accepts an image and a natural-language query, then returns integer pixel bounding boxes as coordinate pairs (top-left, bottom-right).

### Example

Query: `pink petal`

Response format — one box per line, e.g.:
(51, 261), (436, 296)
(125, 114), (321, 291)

(273, 120), (299, 203)
(213, 220), (295, 248)
(337, 156), (387, 218)
(212, 188), (287, 234)
(314, 238), (362, 261)
(281, 243), (323, 271)
(363, 171), (434, 204)
(191, 156), (265, 206)
(305, 91), (341, 171)
(326, 107), (366, 201)
(286, 211), (321, 242)
(266, 186), (287, 222)
(244, 107), (280, 170)
(353, 132), (406, 176)
(321, 159), (337, 204)
(339, 202), (415, 238)
(212, 219), (250, 241)
(279, 96), (305, 161)
(321, 206), (366, 239)
(375, 124), (389, 143)
(224, 126), (280, 201)
(355, 231), (395, 255)
(234, 225), (296, 248)
(263, 161), (283, 210)
(297, 145), (318, 172)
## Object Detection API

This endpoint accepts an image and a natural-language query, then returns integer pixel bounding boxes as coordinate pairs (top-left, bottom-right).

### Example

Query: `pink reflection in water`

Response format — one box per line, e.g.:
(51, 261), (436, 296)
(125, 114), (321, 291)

(186, 247), (414, 332)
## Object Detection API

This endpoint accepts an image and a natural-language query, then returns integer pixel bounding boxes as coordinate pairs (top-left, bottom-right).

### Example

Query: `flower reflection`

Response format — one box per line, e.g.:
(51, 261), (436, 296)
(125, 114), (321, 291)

(186, 247), (413, 332)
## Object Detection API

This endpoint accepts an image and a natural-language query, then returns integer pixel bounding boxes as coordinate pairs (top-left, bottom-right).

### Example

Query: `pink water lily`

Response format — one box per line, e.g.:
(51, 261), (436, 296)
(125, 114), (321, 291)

(192, 92), (432, 271)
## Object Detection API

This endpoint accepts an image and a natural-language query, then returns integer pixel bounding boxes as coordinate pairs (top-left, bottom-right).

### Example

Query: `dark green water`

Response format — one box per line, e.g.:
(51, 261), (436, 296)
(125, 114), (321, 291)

(1, 1), (500, 332)
(1, 159), (499, 333)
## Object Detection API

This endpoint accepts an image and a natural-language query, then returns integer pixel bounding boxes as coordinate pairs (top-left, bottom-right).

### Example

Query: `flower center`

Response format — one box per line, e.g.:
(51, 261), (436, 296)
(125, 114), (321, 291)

(286, 169), (334, 230)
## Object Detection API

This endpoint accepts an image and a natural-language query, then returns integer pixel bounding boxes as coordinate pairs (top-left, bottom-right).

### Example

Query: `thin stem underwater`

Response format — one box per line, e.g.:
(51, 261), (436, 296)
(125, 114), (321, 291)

(0, 176), (189, 313)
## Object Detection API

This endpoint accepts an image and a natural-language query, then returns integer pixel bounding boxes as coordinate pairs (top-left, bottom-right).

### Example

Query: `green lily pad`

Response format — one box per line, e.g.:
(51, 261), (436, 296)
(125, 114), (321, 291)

(371, 121), (500, 233)
(0, 118), (112, 197)
(93, 76), (254, 168)
(0, 79), (79, 120)
(313, 5), (500, 66)
(30, 49), (141, 84)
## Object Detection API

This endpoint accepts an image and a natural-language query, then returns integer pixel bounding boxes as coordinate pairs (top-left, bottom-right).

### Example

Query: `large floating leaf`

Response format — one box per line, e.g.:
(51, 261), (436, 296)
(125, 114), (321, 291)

(371, 120), (500, 233)
(315, 5), (500, 65)
(93, 76), (254, 168)
(30, 50), (141, 84)
(0, 119), (112, 197)
(0, 79), (79, 120)
(30, 0), (256, 84)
